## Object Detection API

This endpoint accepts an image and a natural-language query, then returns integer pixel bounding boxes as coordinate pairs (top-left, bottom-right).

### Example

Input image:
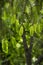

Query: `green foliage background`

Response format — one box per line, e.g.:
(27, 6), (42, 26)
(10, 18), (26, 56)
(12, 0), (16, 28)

(0, 0), (43, 65)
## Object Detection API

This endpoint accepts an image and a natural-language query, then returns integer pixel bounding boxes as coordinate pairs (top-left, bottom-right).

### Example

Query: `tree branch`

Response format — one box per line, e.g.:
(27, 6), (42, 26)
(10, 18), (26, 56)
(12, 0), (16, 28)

(34, 54), (43, 65)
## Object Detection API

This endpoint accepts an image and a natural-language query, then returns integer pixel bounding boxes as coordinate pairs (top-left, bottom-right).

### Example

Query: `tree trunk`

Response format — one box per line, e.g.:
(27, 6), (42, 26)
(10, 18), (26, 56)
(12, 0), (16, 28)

(22, 28), (33, 65)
